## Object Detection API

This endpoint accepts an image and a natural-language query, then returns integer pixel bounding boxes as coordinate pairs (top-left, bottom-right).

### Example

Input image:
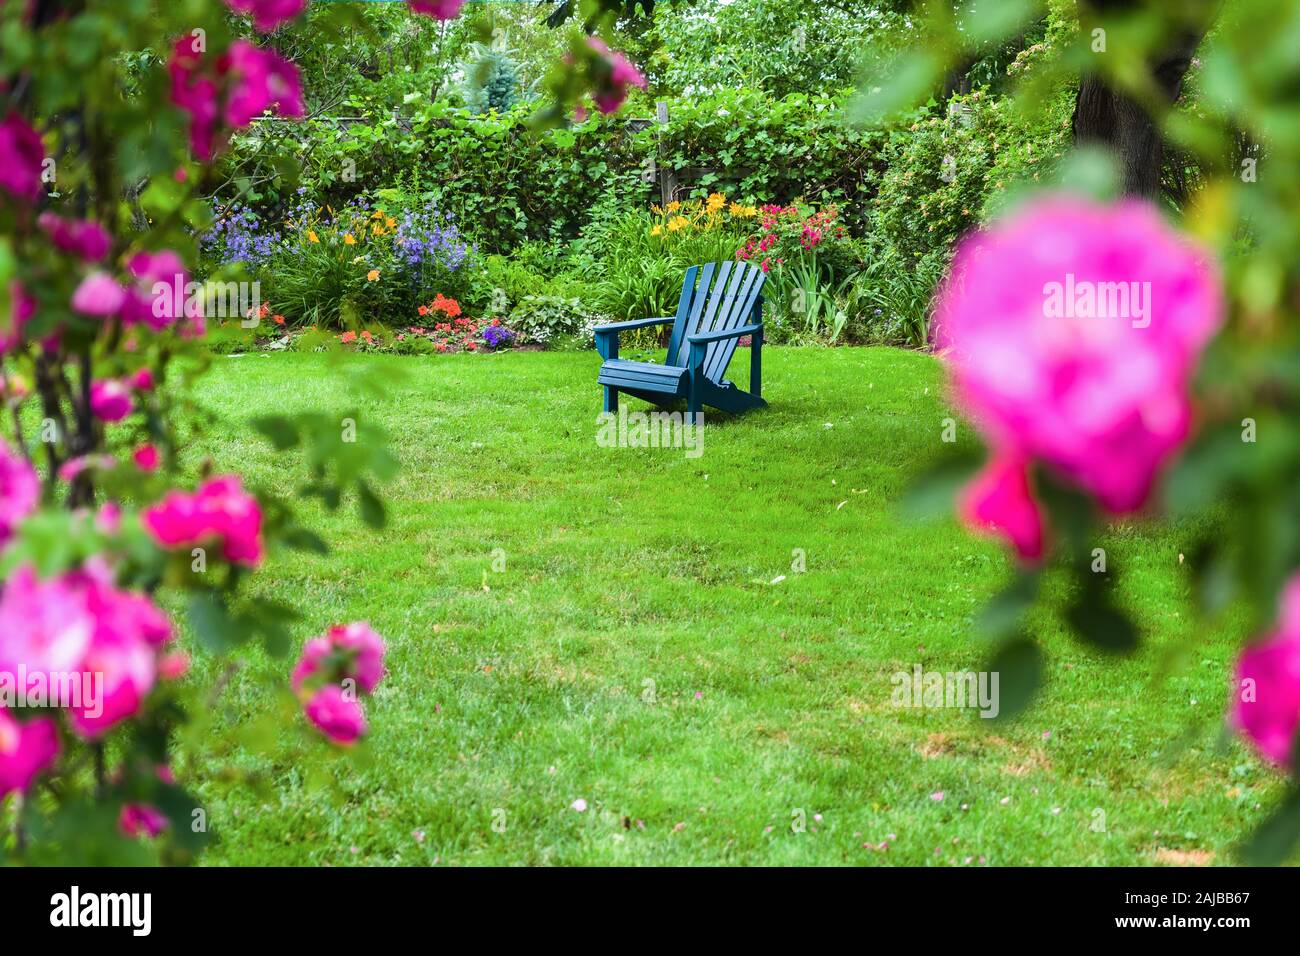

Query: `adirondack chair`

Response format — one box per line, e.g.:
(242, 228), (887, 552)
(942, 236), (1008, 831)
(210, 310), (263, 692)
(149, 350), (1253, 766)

(594, 261), (767, 416)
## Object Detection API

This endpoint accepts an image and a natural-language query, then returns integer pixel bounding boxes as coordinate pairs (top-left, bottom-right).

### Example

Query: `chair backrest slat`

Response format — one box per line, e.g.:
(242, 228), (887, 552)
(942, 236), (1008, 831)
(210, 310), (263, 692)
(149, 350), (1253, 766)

(663, 261), (766, 382)
(705, 265), (766, 383)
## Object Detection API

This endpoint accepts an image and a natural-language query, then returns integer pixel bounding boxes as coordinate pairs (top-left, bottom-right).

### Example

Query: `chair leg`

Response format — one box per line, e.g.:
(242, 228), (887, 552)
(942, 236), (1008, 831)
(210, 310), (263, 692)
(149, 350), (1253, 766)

(603, 385), (618, 413)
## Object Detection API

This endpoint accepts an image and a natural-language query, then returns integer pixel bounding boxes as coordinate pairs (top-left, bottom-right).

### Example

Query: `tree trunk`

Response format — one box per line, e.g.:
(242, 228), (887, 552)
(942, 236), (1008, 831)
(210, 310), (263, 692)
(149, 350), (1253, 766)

(1071, 2), (1210, 198)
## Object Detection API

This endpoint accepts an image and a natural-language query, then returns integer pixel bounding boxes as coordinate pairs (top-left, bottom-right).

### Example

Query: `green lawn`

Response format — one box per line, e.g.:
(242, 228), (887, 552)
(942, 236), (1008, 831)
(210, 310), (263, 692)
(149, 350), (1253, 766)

(184, 346), (1279, 865)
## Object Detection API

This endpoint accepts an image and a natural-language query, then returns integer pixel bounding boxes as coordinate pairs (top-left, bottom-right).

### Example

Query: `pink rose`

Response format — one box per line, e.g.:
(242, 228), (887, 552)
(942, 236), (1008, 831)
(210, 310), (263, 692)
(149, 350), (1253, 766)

(0, 566), (94, 698)
(130, 367), (156, 391)
(0, 439), (38, 548)
(935, 197), (1223, 553)
(406, 0), (465, 19)
(123, 249), (192, 331)
(224, 0), (307, 32)
(141, 473), (264, 567)
(0, 708), (59, 796)
(224, 40), (305, 127)
(1233, 574), (1300, 767)
(90, 379), (133, 422)
(169, 36), (303, 160)
(119, 802), (169, 838)
(303, 684), (366, 745)
(0, 112), (44, 202)
(38, 212), (112, 262)
(1, 282), (34, 355)
(132, 444), (161, 472)
(958, 453), (1045, 562)
(292, 622), (386, 696)
(587, 37), (646, 114)
(71, 272), (127, 317)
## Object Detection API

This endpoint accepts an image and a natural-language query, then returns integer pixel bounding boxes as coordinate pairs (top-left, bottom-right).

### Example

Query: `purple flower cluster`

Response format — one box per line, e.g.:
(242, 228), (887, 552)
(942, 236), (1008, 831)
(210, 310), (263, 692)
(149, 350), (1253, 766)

(394, 203), (471, 273)
(483, 324), (515, 349)
(203, 204), (278, 266)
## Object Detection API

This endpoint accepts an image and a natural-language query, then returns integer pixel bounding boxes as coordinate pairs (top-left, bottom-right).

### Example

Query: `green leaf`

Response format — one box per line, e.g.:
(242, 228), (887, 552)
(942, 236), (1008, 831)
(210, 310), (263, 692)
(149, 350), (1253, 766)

(986, 635), (1043, 721)
(283, 527), (330, 555)
(1239, 788), (1300, 866)
(252, 415), (302, 451)
(356, 479), (386, 529)
(898, 448), (983, 522)
(187, 592), (243, 654)
(977, 571), (1041, 640)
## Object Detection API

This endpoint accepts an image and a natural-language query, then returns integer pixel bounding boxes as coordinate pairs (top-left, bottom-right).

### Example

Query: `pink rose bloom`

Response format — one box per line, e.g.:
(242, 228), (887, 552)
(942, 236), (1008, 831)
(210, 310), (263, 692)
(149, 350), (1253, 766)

(224, 40), (305, 127)
(95, 501), (122, 535)
(304, 684), (366, 745)
(406, 0), (465, 19)
(38, 212), (112, 262)
(587, 37), (647, 114)
(2, 282), (35, 355)
(0, 439), (38, 547)
(292, 622), (386, 695)
(1233, 574), (1300, 767)
(141, 473), (264, 567)
(169, 35), (221, 159)
(224, 0), (307, 32)
(159, 651), (190, 680)
(0, 112), (44, 202)
(935, 197), (1223, 551)
(119, 802), (169, 838)
(0, 564), (95, 688)
(131, 367), (155, 391)
(71, 271), (127, 317)
(133, 444), (161, 472)
(57, 454), (114, 483)
(123, 249), (191, 331)
(0, 708), (59, 796)
(958, 453), (1044, 562)
(90, 379), (133, 422)
(64, 564), (172, 738)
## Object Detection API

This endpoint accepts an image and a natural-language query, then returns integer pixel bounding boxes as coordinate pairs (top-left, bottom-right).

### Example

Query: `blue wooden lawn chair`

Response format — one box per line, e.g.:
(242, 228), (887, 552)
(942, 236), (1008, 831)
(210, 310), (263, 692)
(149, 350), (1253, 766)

(594, 261), (767, 416)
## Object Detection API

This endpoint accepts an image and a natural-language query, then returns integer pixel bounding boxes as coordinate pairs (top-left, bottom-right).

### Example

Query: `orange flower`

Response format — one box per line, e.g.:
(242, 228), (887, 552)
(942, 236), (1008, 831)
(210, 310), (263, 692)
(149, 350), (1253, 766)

(343, 234), (356, 245)
(273, 314), (285, 326)
(360, 330), (374, 342)
(418, 305), (429, 316)
(339, 331), (357, 343)
(431, 294), (461, 317)
(367, 269), (380, 282)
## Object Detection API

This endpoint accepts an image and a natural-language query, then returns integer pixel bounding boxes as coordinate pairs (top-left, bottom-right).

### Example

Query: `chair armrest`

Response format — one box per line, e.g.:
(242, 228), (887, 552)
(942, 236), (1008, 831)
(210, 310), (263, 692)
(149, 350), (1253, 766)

(687, 322), (763, 346)
(593, 316), (675, 335)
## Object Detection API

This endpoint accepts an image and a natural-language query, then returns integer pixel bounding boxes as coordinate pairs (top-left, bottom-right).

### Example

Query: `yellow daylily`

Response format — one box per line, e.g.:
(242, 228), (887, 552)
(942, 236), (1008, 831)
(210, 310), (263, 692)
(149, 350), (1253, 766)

(666, 201), (681, 213)
(344, 234), (356, 245)
(667, 215), (689, 232)
(706, 192), (726, 212)
(367, 269), (380, 281)
(650, 224), (664, 236)
(307, 230), (319, 243)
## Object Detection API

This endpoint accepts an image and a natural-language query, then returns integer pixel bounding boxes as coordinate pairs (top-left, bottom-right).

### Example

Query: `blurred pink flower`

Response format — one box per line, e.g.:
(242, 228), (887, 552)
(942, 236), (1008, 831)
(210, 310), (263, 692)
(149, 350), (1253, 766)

(224, 40), (305, 126)
(119, 802), (169, 838)
(124, 248), (192, 331)
(292, 622), (386, 696)
(130, 367), (156, 391)
(0, 112), (44, 202)
(0, 708), (59, 796)
(38, 212), (112, 262)
(0, 566), (93, 684)
(1, 282), (34, 355)
(304, 684), (366, 745)
(1233, 574), (1300, 767)
(224, 0), (307, 32)
(90, 379), (133, 422)
(169, 36), (302, 159)
(406, 0), (465, 19)
(586, 37), (646, 114)
(141, 473), (264, 567)
(935, 197), (1223, 543)
(72, 272), (127, 318)
(958, 453), (1044, 562)
(0, 439), (38, 548)
(132, 444), (161, 472)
